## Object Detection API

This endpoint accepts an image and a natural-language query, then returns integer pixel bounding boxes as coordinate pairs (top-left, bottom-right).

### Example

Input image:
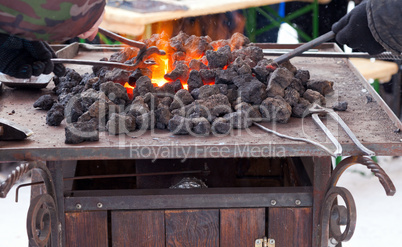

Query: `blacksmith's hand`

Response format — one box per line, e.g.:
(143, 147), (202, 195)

(0, 33), (66, 78)
(331, 2), (385, 55)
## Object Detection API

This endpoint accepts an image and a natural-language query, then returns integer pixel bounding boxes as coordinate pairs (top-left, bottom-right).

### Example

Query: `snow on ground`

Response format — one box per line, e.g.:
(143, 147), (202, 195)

(0, 174), (31, 247)
(339, 156), (402, 247)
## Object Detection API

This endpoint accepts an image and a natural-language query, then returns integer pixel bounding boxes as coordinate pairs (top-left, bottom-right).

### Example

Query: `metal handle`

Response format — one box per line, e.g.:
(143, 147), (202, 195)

(312, 114), (343, 156)
(265, 50), (402, 60)
(98, 27), (145, 49)
(327, 111), (375, 156)
(273, 31), (336, 64)
(51, 58), (155, 70)
(253, 122), (337, 157)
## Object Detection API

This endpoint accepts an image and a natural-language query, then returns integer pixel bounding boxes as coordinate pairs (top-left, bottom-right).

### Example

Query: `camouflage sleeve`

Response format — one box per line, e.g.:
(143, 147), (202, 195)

(0, 0), (106, 42)
(367, 0), (402, 54)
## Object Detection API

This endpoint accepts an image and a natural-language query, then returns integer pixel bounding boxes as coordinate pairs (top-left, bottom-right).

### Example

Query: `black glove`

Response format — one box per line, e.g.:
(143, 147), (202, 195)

(332, 2), (385, 55)
(0, 33), (66, 78)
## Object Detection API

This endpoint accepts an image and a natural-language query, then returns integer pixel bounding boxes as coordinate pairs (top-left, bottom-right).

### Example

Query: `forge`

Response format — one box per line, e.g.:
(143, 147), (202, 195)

(0, 35), (400, 247)
(34, 32), (342, 144)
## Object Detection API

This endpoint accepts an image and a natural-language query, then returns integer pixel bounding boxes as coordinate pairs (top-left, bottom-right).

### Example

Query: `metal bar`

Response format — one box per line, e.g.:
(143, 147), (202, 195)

(327, 111), (375, 156)
(327, 156), (396, 196)
(47, 161), (65, 247)
(309, 104), (376, 156)
(15, 181), (43, 202)
(51, 58), (155, 70)
(78, 43), (123, 52)
(273, 31), (335, 64)
(98, 27), (145, 49)
(264, 50), (402, 60)
(65, 187), (313, 211)
(63, 170), (204, 181)
(311, 114), (342, 156)
(253, 122), (337, 157)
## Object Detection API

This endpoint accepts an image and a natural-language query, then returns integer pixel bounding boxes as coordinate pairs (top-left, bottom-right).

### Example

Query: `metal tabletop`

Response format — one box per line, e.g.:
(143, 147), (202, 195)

(0, 43), (401, 161)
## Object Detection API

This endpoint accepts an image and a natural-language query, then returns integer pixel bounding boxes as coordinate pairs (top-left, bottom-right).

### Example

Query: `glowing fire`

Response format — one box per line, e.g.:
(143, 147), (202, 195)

(151, 56), (170, 87)
(122, 13), (246, 96)
(123, 39), (201, 95)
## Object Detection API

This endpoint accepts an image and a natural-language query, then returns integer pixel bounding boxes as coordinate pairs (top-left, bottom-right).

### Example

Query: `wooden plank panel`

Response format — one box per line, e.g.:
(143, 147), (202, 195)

(220, 208), (265, 247)
(269, 207), (312, 247)
(111, 210), (165, 247)
(65, 211), (108, 247)
(165, 209), (219, 247)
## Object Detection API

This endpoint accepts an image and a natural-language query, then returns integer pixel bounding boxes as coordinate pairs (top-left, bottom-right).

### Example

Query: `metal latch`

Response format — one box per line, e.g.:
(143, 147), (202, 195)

(255, 237), (275, 247)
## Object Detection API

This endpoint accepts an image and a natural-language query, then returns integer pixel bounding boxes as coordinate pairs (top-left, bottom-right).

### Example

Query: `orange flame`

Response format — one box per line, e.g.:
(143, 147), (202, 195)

(124, 14), (244, 95)
(151, 56), (170, 87)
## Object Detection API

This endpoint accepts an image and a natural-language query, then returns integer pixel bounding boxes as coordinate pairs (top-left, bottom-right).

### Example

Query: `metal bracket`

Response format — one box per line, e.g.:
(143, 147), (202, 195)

(0, 161), (61, 247)
(320, 156), (396, 246)
(255, 237), (275, 247)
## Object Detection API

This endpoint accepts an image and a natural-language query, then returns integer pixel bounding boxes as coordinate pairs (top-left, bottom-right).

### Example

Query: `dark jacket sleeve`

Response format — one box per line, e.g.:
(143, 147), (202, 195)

(367, 0), (402, 54)
(0, 0), (106, 42)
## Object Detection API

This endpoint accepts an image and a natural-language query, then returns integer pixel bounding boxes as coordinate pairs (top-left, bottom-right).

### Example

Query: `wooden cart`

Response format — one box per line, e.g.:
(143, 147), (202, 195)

(0, 43), (400, 247)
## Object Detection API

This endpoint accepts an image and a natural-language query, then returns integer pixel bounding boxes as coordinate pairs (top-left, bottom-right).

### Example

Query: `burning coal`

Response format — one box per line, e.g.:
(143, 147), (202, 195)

(33, 32), (335, 144)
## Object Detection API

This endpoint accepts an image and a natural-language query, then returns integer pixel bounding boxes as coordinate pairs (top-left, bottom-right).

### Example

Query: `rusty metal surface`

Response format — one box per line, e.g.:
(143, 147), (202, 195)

(0, 44), (401, 161)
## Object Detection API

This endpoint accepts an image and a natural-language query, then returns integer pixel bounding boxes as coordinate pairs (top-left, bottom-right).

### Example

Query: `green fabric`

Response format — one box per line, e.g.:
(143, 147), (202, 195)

(0, 0), (105, 42)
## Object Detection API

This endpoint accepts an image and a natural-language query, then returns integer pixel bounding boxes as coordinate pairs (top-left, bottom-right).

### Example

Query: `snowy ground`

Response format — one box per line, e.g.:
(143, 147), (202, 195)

(0, 157), (401, 246)
(0, 172), (31, 247)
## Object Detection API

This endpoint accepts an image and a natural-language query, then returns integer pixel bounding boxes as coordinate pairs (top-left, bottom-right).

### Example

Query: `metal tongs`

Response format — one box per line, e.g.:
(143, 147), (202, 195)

(254, 103), (376, 157)
(308, 103), (375, 156)
(52, 27), (166, 70)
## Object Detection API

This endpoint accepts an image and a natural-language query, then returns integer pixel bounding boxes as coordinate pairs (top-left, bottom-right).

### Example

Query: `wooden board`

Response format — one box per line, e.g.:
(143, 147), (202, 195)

(111, 210), (165, 247)
(349, 58), (399, 83)
(65, 211), (108, 247)
(102, 0), (331, 36)
(268, 207), (313, 247)
(165, 209), (219, 247)
(220, 208), (265, 246)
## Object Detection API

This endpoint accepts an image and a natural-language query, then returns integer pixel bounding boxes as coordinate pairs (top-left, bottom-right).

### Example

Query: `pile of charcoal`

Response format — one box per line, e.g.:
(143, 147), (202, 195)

(33, 32), (338, 144)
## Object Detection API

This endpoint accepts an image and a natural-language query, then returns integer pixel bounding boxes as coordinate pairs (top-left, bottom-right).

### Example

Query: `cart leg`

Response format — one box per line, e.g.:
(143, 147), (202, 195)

(1, 162), (61, 247)
(310, 157), (332, 247)
(47, 160), (77, 247)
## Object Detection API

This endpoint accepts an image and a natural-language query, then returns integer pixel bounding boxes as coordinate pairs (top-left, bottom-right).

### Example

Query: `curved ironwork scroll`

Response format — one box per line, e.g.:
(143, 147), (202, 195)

(320, 156), (396, 246)
(328, 156), (396, 196)
(0, 161), (59, 247)
(0, 162), (30, 198)
(27, 193), (59, 247)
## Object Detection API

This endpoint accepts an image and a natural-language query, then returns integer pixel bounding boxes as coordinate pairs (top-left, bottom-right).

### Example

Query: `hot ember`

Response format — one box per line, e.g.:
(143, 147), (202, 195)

(33, 32), (336, 144)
